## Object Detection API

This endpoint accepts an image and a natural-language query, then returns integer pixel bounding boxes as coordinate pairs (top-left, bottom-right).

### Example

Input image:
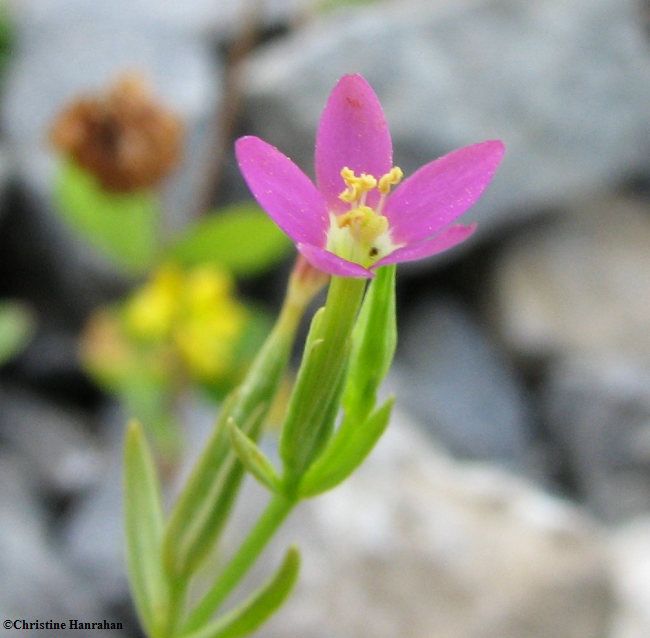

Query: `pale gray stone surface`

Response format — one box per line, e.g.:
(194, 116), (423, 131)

(609, 516), (650, 638)
(0, 452), (102, 627)
(489, 194), (650, 521)
(0, 385), (101, 495)
(542, 356), (650, 522)
(395, 297), (535, 472)
(489, 195), (650, 361)
(223, 413), (613, 638)
(240, 0), (650, 245)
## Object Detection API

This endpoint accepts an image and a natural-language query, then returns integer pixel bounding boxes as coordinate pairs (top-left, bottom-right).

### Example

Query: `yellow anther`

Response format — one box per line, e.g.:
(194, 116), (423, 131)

(358, 173), (377, 190)
(338, 167), (378, 204)
(378, 166), (404, 195)
(339, 185), (361, 204)
(341, 166), (356, 183)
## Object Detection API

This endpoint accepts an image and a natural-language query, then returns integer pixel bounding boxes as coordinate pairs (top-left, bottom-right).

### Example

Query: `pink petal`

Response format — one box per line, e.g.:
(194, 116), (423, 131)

(315, 74), (393, 214)
(384, 141), (504, 244)
(236, 136), (328, 246)
(297, 243), (375, 278)
(374, 224), (477, 267)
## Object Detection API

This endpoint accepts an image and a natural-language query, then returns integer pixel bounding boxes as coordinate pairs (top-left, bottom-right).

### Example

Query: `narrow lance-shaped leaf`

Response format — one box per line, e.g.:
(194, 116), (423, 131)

(342, 264), (397, 423)
(183, 546), (300, 638)
(123, 419), (165, 635)
(163, 290), (300, 579)
(227, 417), (282, 494)
(164, 403), (267, 579)
(298, 395), (394, 498)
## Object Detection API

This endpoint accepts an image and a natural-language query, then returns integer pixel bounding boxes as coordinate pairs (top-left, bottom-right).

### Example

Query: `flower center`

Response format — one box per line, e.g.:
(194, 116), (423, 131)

(326, 166), (403, 268)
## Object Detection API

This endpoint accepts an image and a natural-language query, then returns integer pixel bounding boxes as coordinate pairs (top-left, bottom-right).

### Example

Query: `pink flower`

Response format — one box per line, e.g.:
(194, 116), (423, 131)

(235, 74), (504, 278)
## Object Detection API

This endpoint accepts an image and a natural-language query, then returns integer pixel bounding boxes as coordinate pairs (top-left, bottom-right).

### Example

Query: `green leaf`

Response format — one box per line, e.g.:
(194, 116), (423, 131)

(343, 264), (397, 422)
(123, 419), (165, 635)
(298, 395), (394, 498)
(227, 417), (281, 494)
(169, 203), (291, 276)
(0, 302), (35, 366)
(183, 546), (300, 638)
(163, 403), (274, 579)
(54, 160), (159, 273)
(0, 4), (13, 83)
(163, 287), (297, 578)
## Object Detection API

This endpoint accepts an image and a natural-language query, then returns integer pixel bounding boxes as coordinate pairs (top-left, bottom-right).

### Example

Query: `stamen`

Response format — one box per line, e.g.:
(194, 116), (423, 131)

(338, 167), (378, 204)
(378, 166), (403, 195)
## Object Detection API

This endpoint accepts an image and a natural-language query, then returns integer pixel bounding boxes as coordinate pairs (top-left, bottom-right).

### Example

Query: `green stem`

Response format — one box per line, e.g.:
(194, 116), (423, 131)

(182, 494), (295, 634)
(159, 579), (187, 638)
(162, 268), (306, 578)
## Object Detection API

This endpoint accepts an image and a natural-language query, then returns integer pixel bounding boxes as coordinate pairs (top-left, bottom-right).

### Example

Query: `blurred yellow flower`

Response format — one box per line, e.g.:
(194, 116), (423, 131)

(124, 264), (183, 340)
(123, 262), (247, 382)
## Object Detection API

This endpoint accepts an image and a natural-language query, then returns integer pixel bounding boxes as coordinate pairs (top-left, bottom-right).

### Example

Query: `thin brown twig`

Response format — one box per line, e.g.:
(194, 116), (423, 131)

(195, 0), (266, 217)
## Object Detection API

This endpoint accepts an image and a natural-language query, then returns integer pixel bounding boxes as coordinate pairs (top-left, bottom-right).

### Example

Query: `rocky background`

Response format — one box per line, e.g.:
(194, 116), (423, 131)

(1, 0), (650, 637)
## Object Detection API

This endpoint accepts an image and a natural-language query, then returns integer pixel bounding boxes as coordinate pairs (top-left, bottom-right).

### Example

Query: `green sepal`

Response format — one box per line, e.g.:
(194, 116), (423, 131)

(182, 546), (300, 638)
(123, 419), (165, 635)
(279, 327), (348, 484)
(298, 395), (394, 498)
(343, 264), (396, 423)
(54, 160), (159, 273)
(280, 278), (365, 482)
(227, 417), (282, 494)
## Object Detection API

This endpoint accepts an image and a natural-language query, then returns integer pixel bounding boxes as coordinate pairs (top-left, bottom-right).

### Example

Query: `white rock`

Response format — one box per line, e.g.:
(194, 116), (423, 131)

(240, 0), (650, 246)
(218, 411), (613, 638)
(608, 517), (650, 638)
(490, 195), (650, 360)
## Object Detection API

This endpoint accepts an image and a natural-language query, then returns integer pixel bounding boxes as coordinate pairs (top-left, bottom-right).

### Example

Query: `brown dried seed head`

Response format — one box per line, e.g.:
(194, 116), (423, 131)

(50, 73), (184, 192)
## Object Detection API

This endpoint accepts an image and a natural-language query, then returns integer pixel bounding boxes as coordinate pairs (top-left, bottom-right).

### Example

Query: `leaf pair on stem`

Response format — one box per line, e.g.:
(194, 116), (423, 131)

(124, 262), (397, 638)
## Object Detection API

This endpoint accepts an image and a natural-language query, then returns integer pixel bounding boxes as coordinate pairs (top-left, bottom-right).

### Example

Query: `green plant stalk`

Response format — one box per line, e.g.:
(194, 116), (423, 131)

(182, 493), (295, 634)
(280, 275), (366, 484)
(159, 579), (187, 638)
(160, 258), (325, 636)
(182, 274), (365, 634)
(163, 267), (310, 572)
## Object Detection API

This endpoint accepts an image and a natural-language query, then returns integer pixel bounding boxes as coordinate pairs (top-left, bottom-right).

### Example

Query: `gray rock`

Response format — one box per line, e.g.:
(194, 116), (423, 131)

(609, 516), (650, 638)
(240, 0), (650, 245)
(0, 385), (102, 495)
(63, 394), (217, 606)
(542, 356), (650, 522)
(490, 195), (650, 361)
(234, 413), (613, 638)
(8, 0), (317, 38)
(0, 143), (9, 219)
(394, 297), (535, 473)
(490, 193), (650, 520)
(0, 451), (103, 627)
(62, 401), (137, 606)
